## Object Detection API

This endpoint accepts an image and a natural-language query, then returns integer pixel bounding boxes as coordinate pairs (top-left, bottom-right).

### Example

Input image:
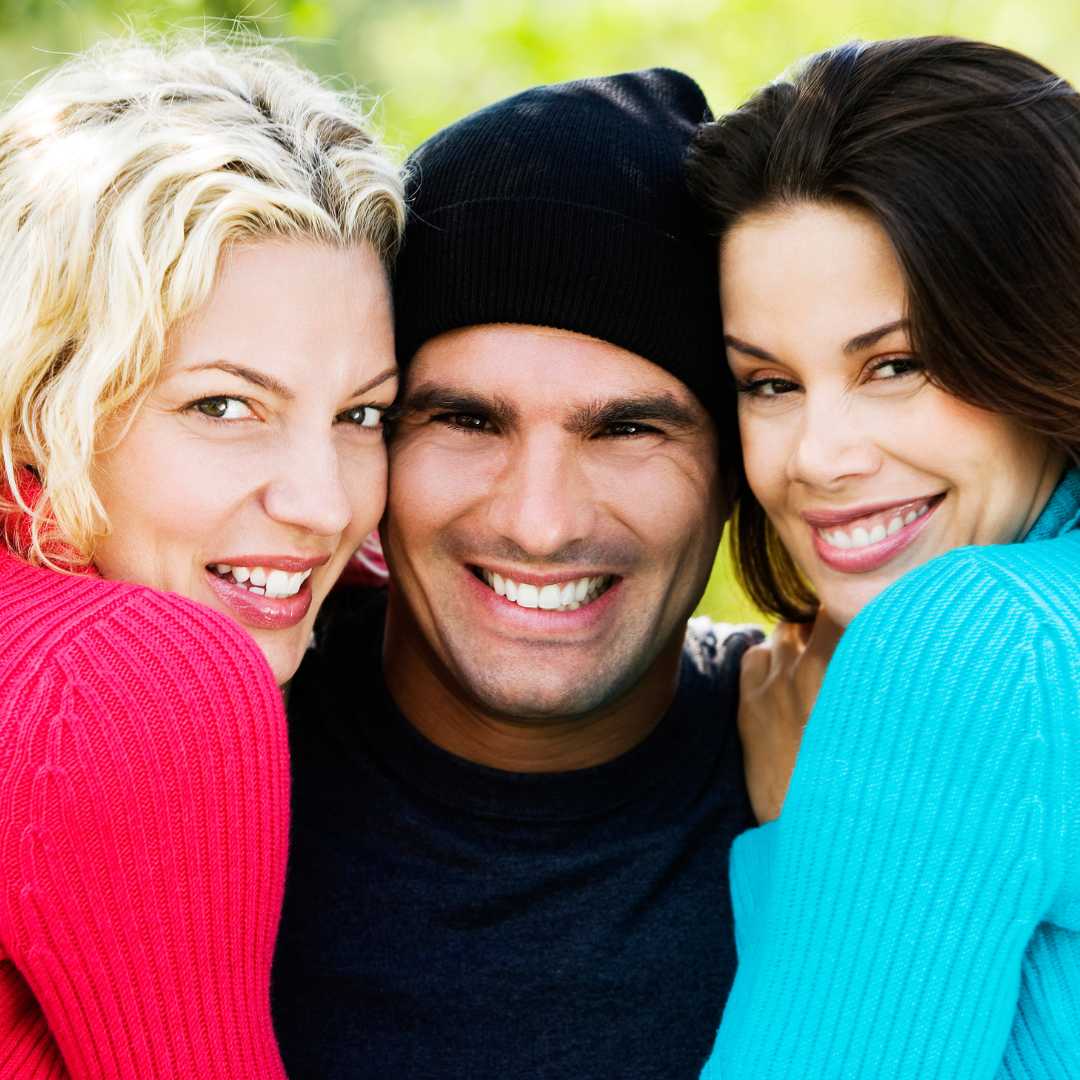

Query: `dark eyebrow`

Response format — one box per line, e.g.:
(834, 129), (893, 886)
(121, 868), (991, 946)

(723, 335), (778, 363)
(185, 361), (398, 402)
(568, 394), (701, 434)
(725, 319), (910, 363)
(399, 383), (519, 428)
(842, 318), (909, 355)
(350, 367), (398, 398)
(187, 361), (294, 399)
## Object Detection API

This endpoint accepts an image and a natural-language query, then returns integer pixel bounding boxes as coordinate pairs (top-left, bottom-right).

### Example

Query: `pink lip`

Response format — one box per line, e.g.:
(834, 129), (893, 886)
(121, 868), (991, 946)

(463, 566), (622, 636)
(204, 567), (313, 630)
(208, 553), (331, 573)
(802, 494), (942, 529)
(811, 496), (943, 574)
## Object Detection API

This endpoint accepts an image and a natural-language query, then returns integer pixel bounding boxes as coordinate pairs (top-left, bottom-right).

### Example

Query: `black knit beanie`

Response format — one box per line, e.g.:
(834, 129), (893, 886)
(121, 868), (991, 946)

(393, 68), (729, 426)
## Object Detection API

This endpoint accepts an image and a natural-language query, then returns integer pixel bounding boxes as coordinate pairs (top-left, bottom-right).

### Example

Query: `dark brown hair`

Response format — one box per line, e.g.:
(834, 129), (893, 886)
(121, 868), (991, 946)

(687, 36), (1080, 621)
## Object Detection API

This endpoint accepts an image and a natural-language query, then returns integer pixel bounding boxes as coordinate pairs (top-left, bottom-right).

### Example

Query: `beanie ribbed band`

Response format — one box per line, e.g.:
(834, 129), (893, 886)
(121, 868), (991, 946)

(393, 68), (732, 429)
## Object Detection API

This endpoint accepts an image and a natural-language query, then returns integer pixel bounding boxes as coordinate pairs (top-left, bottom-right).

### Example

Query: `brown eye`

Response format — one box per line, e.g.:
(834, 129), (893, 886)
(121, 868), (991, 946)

(869, 358), (923, 381)
(195, 398), (228, 419)
(186, 396), (255, 421)
(435, 412), (491, 432)
(736, 378), (800, 398)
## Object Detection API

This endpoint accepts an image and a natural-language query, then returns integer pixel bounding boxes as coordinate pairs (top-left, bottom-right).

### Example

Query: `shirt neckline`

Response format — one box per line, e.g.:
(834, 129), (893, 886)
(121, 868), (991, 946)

(313, 593), (721, 824)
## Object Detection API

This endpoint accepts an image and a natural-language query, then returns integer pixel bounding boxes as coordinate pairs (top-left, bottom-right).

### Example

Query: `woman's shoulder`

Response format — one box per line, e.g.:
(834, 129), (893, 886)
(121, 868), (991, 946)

(0, 548), (277, 709)
(832, 529), (1080, 712)
(853, 528), (1080, 641)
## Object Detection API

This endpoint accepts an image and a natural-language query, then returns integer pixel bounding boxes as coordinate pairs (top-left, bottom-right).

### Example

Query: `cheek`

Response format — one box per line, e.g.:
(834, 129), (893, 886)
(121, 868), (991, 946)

(590, 450), (721, 558)
(738, 409), (790, 513)
(341, 445), (389, 542)
(94, 422), (231, 578)
(387, 437), (498, 540)
(884, 392), (1023, 493)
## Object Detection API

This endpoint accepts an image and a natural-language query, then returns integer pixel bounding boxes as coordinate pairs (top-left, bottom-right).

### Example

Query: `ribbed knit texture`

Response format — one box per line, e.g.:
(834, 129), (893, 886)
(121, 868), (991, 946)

(0, 542), (290, 1078)
(701, 468), (1080, 1078)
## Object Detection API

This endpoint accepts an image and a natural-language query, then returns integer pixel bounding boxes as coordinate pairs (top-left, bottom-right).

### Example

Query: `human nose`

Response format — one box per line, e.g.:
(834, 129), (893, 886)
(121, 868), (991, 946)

(788, 393), (882, 490)
(486, 433), (595, 558)
(262, 428), (354, 539)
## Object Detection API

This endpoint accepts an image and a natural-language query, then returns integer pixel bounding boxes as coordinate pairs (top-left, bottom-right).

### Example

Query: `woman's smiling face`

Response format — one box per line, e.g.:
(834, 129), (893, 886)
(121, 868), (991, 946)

(92, 240), (397, 683)
(721, 201), (1064, 627)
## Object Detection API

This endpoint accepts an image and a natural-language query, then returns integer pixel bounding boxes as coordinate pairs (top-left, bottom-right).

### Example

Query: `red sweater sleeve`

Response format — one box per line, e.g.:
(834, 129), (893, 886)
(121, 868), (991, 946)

(0, 574), (289, 1078)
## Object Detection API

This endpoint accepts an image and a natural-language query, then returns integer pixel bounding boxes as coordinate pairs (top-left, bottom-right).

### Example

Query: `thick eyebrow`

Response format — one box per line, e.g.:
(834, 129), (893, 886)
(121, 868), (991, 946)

(187, 360), (294, 399)
(842, 318), (909, 355)
(182, 361), (397, 401)
(350, 367), (398, 398)
(399, 383), (519, 428)
(723, 335), (778, 363)
(725, 319), (910, 363)
(567, 394), (701, 434)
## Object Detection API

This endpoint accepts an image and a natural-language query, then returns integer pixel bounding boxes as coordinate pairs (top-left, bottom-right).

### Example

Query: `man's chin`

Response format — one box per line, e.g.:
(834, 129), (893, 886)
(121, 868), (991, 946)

(455, 662), (625, 725)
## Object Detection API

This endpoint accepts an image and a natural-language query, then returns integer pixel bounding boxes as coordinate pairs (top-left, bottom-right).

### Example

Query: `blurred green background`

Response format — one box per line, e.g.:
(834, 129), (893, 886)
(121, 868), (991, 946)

(3, 0), (1077, 624)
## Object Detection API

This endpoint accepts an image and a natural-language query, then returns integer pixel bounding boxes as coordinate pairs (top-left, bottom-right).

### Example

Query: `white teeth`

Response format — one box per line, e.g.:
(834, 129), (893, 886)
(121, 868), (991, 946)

(265, 569), (291, 597)
(819, 499), (934, 551)
(478, 570), (612, 612)
(538, 584), (561, 610)
(212, 563), (311, 598)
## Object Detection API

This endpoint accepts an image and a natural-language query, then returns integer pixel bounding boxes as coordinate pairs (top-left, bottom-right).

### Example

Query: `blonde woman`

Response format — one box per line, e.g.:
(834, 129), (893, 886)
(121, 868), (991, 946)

(0, 40), (403, 1077)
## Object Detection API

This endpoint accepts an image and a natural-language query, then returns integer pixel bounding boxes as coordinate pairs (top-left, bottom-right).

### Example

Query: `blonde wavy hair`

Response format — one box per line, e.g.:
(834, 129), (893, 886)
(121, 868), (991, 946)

(0, 36), (405, 568)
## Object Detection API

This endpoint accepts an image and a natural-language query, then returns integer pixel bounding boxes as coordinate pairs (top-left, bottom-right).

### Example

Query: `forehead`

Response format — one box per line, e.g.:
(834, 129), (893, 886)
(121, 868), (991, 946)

(407, 324), (702, 408)
(161, 240), (395, 397)
(720, 202), (907, 344)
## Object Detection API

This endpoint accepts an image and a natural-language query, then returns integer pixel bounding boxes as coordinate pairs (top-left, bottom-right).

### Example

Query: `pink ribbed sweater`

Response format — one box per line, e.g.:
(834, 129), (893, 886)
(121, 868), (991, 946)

(0, 539), (289, 1077)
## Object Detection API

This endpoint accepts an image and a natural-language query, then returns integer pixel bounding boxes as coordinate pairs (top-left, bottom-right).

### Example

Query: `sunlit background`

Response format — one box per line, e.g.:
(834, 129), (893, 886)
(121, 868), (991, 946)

(3, 0), (1077, 624)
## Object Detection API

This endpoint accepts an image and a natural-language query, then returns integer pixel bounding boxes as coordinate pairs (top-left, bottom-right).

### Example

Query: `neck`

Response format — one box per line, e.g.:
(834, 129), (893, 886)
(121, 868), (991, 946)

(382, 594), (684, 774)
(1021, 449), (1071, 537)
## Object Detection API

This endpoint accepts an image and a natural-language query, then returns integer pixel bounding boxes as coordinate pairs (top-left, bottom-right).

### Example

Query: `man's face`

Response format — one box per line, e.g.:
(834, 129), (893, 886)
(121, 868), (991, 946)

(383, 324), (724, 722)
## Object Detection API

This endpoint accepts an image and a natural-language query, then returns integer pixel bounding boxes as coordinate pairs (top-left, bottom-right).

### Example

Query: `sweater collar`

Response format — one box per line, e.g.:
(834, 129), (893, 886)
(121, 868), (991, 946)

(1025, 466), (1080, 543)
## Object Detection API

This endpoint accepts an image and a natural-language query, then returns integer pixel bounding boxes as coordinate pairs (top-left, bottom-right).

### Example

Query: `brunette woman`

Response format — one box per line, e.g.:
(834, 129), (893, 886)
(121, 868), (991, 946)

(688, 37), (1080, 1077)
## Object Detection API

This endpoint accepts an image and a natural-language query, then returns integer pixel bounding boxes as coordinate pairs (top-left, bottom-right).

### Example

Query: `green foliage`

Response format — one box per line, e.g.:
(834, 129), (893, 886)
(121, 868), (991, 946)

(3, 0), (1076, 622)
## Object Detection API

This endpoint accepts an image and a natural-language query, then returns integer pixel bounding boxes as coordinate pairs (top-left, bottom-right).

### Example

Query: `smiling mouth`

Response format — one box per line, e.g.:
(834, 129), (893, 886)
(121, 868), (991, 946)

(814, 495), (944, 550)
(470, 566), (617, 612)
(207, 562), (312, 598)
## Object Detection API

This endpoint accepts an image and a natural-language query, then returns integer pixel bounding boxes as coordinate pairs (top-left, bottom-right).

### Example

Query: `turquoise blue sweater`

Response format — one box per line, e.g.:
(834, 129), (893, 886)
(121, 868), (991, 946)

(701, 468), (1080, 1079)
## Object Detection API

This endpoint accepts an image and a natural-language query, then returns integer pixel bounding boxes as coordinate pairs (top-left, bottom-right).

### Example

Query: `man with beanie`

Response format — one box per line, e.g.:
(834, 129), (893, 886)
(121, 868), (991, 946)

(273, 68), (757, 1080)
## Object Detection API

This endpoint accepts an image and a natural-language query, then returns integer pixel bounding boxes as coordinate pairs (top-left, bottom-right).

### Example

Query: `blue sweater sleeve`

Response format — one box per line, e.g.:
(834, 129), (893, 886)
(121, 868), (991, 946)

(701, 545), (1074, 1079)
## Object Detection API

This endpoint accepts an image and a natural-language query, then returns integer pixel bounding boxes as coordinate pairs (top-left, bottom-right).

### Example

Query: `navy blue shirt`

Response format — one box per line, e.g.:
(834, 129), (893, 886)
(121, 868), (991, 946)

(273, 591), (756, 1079)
